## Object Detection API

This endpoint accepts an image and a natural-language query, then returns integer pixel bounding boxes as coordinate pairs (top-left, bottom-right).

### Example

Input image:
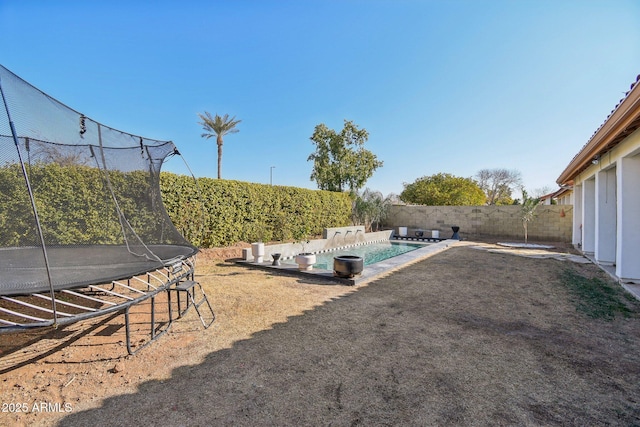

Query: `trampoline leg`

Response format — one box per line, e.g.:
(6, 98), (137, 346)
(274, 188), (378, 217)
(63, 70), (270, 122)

(124, 308), (134, 355)
(150, 295), (156, 340)
(124, 295), (173, 356)
(167, 287), (174, 324)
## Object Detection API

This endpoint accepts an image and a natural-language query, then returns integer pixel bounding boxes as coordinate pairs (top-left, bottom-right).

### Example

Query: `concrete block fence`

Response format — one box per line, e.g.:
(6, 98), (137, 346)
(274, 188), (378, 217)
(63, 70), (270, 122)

(385, 205), (573, 242)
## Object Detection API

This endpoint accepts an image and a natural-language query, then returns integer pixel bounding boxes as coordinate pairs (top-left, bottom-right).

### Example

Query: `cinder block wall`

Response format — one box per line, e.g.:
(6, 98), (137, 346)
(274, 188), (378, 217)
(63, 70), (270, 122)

(385, 205), (573, 242)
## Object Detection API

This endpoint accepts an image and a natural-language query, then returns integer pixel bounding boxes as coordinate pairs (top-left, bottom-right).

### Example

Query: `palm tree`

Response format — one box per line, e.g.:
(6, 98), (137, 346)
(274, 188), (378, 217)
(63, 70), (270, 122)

(197, 112), (241, 179)
(352, 188), (395, 232)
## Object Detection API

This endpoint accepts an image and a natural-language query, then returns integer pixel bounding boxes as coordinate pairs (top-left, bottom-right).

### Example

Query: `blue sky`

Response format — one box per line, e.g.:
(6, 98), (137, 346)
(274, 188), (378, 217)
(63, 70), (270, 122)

(1, 0), (639, 198)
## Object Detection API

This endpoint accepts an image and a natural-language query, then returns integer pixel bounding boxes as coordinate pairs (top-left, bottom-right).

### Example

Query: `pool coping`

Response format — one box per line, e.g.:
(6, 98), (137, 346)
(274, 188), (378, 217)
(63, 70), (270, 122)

(236, 239), (460, 285)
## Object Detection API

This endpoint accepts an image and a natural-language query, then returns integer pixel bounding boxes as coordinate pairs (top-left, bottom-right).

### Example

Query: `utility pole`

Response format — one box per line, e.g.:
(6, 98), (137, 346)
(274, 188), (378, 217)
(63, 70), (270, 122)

(270, 166), (275, 185)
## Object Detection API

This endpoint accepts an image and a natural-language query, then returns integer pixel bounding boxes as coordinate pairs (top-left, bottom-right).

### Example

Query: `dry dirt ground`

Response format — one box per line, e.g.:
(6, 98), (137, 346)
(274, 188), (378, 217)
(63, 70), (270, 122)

(1, 241), (640, 426)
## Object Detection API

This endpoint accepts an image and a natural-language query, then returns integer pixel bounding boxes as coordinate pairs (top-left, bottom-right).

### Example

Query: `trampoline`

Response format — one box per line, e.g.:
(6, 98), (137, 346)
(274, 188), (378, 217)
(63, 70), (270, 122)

(0, 64), (212, 353)
(0, 245), (196, 296)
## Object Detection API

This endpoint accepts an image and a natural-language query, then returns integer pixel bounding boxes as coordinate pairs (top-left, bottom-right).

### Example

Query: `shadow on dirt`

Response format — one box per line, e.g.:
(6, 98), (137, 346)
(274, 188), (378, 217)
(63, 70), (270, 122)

(59, 247), (640, 426)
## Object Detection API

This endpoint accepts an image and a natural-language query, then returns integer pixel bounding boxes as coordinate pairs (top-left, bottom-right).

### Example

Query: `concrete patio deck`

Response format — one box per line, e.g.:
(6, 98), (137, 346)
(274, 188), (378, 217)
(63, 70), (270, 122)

(583, 254), (640, 301)
(237, 239), (458, 285)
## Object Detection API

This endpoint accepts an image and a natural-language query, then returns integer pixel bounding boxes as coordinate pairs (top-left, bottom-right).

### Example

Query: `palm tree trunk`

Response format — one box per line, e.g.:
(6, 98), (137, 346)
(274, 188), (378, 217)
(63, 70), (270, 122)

(217, 136), (223, 179)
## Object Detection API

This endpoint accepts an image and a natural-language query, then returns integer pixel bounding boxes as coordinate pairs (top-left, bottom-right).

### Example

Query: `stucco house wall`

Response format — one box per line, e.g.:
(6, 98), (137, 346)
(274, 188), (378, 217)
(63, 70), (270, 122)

(557, 75), (640, 284)
(568, 128), (640, 282)
(556, 191), (573, 205)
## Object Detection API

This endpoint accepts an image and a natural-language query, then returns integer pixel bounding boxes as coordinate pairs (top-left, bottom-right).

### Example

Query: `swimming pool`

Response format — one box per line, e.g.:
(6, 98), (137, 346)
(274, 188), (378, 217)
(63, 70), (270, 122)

(283, 241), (424, 270)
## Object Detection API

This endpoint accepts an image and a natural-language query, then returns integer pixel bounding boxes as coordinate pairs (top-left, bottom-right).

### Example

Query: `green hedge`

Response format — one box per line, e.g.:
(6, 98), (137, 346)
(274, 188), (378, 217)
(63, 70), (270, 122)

(0, 164), (351, 249)
(0, 164), (187, 246)
(159, 173), (352, 247)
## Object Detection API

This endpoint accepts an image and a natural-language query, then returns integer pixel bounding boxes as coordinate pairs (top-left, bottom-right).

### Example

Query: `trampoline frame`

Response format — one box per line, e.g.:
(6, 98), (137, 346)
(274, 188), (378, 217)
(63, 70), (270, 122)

(0, 255), (200, 355)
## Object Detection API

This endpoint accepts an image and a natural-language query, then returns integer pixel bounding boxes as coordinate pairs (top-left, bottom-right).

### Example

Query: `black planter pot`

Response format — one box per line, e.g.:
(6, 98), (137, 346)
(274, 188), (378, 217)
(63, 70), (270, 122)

(271, 253), (281, 266)
(333, 255), (364, 278)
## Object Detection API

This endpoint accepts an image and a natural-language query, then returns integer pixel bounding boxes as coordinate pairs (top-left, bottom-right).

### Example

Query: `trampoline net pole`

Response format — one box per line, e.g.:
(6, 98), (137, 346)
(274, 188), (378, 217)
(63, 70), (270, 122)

(0, 75), (58, 325)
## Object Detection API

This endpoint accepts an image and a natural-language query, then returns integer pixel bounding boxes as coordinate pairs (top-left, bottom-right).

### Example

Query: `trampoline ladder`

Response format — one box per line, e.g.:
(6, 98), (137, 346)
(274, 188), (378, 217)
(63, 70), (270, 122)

(174, 280), (215, 328)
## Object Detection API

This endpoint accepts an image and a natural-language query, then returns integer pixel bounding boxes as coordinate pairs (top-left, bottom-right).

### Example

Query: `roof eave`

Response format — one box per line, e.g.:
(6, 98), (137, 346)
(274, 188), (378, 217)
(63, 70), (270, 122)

(557, 77), (640, 185)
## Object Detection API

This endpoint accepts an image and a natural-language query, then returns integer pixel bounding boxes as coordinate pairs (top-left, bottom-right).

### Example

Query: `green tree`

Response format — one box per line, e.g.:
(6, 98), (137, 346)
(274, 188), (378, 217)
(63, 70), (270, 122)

(308, 120), (383, 192)
(400, 173), (486, 205)
(197, 112), (241, 179)
(520, 189), (540, 243)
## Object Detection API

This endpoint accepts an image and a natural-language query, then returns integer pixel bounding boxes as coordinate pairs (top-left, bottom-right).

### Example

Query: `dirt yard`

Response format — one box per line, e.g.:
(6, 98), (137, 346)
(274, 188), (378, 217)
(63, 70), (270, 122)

(1, 241), (639, 426)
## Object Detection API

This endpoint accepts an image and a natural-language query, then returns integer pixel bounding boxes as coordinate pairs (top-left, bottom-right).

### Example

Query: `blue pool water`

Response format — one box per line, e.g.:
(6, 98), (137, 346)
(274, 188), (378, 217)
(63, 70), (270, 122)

(284, 241), (424, 270)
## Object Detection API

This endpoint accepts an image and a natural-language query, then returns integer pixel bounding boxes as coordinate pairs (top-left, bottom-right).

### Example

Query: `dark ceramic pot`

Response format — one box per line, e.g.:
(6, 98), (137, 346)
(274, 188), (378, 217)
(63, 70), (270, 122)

(271, 253), (281, 266)
(333, 255), (364, 278)
(451, 226), (461, 240)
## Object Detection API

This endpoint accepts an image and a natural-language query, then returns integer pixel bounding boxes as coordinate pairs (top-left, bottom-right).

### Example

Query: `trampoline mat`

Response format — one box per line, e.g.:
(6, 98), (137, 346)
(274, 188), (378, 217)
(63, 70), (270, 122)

(0, 245), (197, 296)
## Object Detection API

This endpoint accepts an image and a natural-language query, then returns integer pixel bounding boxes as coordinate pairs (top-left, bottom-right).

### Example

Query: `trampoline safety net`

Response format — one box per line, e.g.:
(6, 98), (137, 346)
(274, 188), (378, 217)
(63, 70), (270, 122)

(0, 64), (198, 297)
